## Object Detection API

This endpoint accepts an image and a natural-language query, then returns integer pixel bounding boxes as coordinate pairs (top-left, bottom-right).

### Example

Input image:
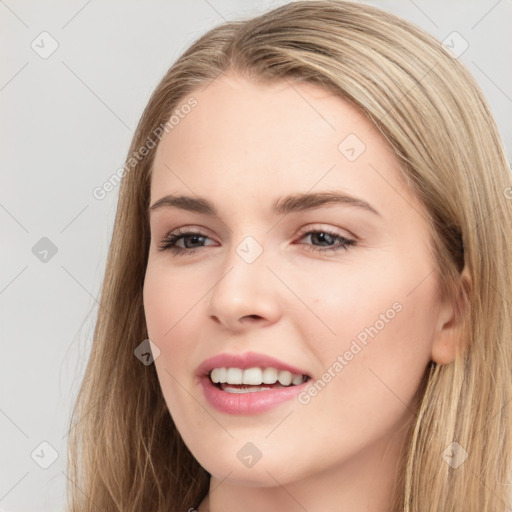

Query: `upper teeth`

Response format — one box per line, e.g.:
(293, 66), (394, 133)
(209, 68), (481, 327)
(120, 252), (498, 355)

(210, 367), (306, 386)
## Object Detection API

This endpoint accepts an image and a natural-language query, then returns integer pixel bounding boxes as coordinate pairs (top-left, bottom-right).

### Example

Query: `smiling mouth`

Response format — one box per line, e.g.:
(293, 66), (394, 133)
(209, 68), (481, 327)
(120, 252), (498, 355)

(209, 366), (311, 393)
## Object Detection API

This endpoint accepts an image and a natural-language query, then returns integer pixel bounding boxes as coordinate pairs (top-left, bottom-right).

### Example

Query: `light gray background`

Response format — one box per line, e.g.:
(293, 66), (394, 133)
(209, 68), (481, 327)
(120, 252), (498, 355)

(1, 1), (511, 510)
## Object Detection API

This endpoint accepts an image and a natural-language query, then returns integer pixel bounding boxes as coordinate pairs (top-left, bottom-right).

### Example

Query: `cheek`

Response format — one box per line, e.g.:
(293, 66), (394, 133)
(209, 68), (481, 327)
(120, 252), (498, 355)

(143, 262), (198, 342)
(142, 263), (197, 405)
(143, 264), (198, 420)
(307, 275), (437, 417)
(309, 250), (436, 337)
(302, 257), (437, 397)
(291, 291), (436, 469)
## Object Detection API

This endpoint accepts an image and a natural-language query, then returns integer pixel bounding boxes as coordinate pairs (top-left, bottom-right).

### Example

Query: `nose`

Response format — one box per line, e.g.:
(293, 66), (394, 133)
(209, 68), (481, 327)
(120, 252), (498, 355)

(206, 243), (283, 332)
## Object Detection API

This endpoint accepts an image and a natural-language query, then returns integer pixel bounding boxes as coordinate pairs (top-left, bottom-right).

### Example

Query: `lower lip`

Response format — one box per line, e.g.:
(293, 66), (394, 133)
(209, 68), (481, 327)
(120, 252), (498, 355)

(200, 376), (309, 415)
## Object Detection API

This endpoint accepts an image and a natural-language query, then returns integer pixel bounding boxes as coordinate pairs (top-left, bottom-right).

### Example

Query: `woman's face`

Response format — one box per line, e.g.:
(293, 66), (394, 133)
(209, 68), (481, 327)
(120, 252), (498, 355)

(143, 73), (456, 491)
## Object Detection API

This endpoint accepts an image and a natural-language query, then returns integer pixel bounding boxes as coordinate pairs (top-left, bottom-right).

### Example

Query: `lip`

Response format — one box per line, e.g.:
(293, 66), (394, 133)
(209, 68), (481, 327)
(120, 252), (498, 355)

(200, 377), (310, 415)
(197, 351), (312, 415)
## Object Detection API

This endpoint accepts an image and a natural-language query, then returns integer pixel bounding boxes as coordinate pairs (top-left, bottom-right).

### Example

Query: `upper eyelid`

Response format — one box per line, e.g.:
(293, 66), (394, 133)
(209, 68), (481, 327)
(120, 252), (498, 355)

(161, 224), (357, 243)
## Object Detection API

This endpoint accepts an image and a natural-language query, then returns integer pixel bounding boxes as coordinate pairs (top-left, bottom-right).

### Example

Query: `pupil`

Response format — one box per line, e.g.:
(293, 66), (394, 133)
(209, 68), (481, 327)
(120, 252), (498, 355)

(187, 235), (203, 248)
(314, 232), (333, 246)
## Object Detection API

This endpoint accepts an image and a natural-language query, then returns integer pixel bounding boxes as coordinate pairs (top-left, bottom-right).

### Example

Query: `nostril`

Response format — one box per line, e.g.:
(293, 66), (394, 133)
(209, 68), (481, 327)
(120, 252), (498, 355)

(241, 314), (262, 322)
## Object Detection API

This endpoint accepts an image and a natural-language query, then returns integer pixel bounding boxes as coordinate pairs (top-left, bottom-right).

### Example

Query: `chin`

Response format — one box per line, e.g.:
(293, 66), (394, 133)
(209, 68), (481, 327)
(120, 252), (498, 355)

(195, 450), (302, 486)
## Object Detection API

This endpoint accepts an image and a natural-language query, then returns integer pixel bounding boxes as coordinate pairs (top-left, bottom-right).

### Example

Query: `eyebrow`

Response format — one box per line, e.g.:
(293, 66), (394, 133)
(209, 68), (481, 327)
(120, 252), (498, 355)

(149, 191), (381, 218)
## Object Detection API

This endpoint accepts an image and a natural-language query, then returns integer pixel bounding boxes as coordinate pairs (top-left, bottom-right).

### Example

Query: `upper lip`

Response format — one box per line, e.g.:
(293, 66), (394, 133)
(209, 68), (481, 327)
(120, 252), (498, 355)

(197, 351), (311, 378)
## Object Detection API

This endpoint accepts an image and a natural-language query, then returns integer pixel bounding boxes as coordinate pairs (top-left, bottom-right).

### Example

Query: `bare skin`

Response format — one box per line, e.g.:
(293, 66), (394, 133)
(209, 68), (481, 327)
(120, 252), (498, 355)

(143, 72), (463, 512)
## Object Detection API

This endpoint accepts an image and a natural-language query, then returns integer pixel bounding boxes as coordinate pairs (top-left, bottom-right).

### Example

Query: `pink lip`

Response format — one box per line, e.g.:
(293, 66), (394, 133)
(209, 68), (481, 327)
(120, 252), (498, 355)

(200, 377), (310, 415)
(197, 351), (311, 415)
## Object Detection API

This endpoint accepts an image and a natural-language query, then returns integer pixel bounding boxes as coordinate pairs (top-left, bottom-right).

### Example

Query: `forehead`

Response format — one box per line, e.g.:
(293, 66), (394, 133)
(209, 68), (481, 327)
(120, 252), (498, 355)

(150, 73), (423, 222)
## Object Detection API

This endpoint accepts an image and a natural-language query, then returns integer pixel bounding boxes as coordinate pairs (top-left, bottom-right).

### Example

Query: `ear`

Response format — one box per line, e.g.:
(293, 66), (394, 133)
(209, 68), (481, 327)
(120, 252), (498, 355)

(431, 266), (471, 365)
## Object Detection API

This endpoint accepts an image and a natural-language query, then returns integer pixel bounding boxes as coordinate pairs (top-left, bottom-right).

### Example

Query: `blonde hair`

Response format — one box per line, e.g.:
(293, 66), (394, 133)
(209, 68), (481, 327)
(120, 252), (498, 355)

(66, 1), (512, 510)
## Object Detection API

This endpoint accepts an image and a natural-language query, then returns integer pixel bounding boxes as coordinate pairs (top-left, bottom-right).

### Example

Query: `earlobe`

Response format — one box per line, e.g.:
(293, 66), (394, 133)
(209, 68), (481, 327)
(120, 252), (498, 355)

(431, 266), (471, 365)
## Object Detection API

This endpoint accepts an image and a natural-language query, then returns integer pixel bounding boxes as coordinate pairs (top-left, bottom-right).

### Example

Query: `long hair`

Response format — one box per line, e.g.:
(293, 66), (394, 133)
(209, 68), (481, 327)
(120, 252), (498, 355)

(66, 1), (512, 510)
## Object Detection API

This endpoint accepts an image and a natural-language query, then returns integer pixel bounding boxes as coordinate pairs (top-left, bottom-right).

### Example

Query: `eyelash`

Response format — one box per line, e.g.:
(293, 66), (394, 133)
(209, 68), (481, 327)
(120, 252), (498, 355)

(157, 227), (356, 256)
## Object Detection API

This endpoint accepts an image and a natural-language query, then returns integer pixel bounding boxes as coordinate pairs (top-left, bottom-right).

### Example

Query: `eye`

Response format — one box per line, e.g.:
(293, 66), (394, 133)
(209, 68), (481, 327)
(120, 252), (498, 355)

(294, 228), (356, 254)
(157, 228), (216, 256)
(157, 227), (356, 256)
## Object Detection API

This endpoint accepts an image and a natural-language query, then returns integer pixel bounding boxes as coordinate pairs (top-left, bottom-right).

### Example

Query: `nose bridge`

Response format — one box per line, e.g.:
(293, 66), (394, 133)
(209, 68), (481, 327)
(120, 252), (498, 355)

(207, 231), (282, 327)
(214, 232), (269, 301)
